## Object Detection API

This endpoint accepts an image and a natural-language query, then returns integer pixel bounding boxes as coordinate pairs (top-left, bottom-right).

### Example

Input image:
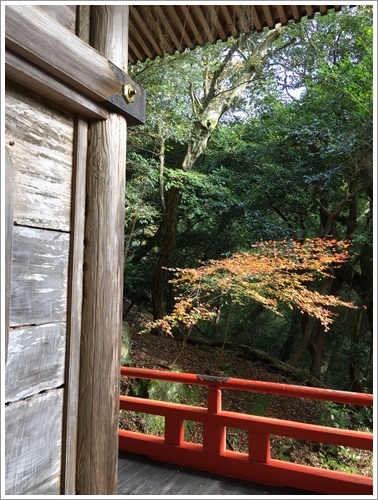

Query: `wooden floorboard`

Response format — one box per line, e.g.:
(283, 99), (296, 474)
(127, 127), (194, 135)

(118, 452), (310, 495)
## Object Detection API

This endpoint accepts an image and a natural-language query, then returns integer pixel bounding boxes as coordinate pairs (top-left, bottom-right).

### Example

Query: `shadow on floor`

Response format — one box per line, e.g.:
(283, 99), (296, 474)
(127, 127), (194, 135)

(118, 451), (314, 496)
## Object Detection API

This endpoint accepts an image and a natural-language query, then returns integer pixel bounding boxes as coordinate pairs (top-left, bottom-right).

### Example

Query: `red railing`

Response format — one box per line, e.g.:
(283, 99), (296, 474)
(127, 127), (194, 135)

(119, 367), (373, 495)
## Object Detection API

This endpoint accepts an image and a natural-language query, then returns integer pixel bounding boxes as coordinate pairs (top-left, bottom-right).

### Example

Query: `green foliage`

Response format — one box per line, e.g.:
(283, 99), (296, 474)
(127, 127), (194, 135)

(125, 376), (201, 440)
(316, 401), (373, 432)
(120, 322), (132, 366)
(124, 6), (373, 386)
(147, 379), (184, 403)
(317, 445), (360, 475)
(226, 428), (248, 453)
(246, 394), (269, 417)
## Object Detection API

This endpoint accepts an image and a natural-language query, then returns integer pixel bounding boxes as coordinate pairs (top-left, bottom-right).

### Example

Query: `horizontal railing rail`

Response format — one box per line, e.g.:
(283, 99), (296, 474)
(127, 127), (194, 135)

(119, 367), (373, 495)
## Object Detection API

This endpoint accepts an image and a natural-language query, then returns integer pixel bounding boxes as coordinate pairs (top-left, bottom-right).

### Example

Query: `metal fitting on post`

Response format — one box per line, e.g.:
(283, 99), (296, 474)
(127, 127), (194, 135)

(122, 83), (137, 104)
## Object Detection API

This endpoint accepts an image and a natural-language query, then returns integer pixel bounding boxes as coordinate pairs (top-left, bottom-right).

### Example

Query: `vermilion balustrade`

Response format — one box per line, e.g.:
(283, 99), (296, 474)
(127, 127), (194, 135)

(119, 367), (373, 495)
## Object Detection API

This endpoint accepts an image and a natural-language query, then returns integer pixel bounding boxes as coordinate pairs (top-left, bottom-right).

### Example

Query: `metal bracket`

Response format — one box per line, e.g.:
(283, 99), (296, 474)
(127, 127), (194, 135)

(106, 61), (146, 127)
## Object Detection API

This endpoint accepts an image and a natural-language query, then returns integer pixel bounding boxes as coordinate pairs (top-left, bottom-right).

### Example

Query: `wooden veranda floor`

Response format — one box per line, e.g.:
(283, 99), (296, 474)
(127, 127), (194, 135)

(118, 452), (311, 495)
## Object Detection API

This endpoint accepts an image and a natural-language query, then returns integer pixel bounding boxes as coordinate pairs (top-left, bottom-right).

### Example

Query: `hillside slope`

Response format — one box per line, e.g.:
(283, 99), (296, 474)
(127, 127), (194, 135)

(120, 330), (372, 476)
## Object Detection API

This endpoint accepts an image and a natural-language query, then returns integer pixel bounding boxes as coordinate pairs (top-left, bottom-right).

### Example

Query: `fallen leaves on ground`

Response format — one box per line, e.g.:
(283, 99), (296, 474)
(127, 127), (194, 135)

(120, 329), (372, 478)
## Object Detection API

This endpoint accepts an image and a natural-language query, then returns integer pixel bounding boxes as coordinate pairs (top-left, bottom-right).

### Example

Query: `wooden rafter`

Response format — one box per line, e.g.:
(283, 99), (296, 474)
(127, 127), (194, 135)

(290, 5), (302, 23)
(128, 5), (343, 62)
(165, 5), (194, 49)
(221, 5), (238, 38)
(210, 5), (227, 41)
(234, 5), (251, 33)
(305, 6), (316, 19)
(251, 6), (264, 32)
(277, 5), (289, 25)
(192, 5), (215, 44)
(155, 5), (183, 53)
(129, 9), (155, 61)
(180, 5), (204, 47)
(130, 6), (164, 58)
(262, 5), (275, 29)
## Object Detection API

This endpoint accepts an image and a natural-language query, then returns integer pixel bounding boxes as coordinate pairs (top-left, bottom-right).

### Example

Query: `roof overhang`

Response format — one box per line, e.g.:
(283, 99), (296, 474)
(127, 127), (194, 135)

(129, 5), (343, 63)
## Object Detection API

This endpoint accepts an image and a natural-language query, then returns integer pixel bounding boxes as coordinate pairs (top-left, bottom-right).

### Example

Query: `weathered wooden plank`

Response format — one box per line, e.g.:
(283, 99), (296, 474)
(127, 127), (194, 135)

(5, 148), (14, 364)
(76, 6), (128, 495)
(61, 118), (87, 495)
(117, 452), (309, 495)
(119, 458), (177, 495)
(5, 323), (66, 403)
(37, 5), (76, 33)
(22, 474), (61, 495)
(5, 50), (109, 120)
(5, 5), (145, 126)
(10, 226), (69, 327)
(5, 82), (74, 231)
(5, 5), (121, 103)
(5, 389), (63, 495)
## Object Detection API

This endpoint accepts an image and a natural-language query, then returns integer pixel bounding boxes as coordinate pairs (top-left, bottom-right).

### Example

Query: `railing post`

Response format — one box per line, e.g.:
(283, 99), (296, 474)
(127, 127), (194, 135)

(249, 432), (270, 463)
(203, 385), (226, 455)
(165, 417), (184, 446)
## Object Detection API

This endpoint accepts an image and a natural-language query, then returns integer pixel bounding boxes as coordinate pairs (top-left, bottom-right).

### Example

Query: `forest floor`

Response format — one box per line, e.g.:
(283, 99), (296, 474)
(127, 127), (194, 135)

(120, 311), (373, 478)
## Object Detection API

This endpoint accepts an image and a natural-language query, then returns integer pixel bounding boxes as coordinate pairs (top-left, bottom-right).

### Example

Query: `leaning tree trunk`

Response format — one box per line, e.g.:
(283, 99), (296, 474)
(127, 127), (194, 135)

(150, 129), (214, 320)
(151, 27), (285, 319)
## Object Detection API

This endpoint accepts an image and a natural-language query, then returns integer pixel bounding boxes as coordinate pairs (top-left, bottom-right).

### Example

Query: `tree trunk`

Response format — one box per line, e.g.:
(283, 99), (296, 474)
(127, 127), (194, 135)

(286, 314), (316, 367)
(348, 309), (364, 393)
(307, 322), (326, 380)
(348, 243), (372, 392)
(279, 309), (301, 362)
(307, 276), (341, 379)
(151, 186), (181, 319)
(150, 28), (285, 319)
(286, 277), (332, 368)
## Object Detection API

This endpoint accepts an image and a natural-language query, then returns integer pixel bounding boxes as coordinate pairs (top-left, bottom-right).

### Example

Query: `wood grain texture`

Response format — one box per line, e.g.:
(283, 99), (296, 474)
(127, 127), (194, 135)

(37, 5), (76, 32)
(117, 452), (309, 495)
(5, 5), (121, 103)
(76, 4), (90, 44)
(10, 226), (69, 327)
(5, 148), (14, 364)
(5, 50), (109, 120)
(76, 6), (128, 495)
(5, 389), (63, 495)
(61, 118), (87, 495)
(5, 82), (74, 231)
(5, 323), (66, 403)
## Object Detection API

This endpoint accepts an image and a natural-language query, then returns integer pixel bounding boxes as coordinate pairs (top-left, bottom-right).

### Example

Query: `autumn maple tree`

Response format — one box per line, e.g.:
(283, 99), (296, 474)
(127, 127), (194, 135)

(145, 238), (356, 336)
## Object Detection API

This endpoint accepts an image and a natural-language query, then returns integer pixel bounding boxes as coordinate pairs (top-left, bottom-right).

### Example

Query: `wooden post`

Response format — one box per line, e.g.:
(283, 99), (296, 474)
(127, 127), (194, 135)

(61, 118), (87, 494)
(249, 432), (270, 463)
(76, 6), (128, 495)
(203, 386), (226, 455)
(5, 148), (14, 364)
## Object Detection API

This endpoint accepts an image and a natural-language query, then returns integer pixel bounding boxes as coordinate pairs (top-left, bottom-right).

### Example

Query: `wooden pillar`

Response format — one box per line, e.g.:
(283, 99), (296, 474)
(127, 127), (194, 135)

(5, 148), (14, 365)
(76, 6), (128, 495)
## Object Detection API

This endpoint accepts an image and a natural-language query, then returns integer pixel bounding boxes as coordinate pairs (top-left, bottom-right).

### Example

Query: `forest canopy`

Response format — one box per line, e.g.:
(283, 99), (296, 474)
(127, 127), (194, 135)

(124, 5), (374, 393)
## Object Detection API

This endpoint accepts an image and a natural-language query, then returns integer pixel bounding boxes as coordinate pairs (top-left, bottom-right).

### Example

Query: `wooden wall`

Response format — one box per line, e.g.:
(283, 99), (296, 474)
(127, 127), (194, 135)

(4, 7), (77, 493)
